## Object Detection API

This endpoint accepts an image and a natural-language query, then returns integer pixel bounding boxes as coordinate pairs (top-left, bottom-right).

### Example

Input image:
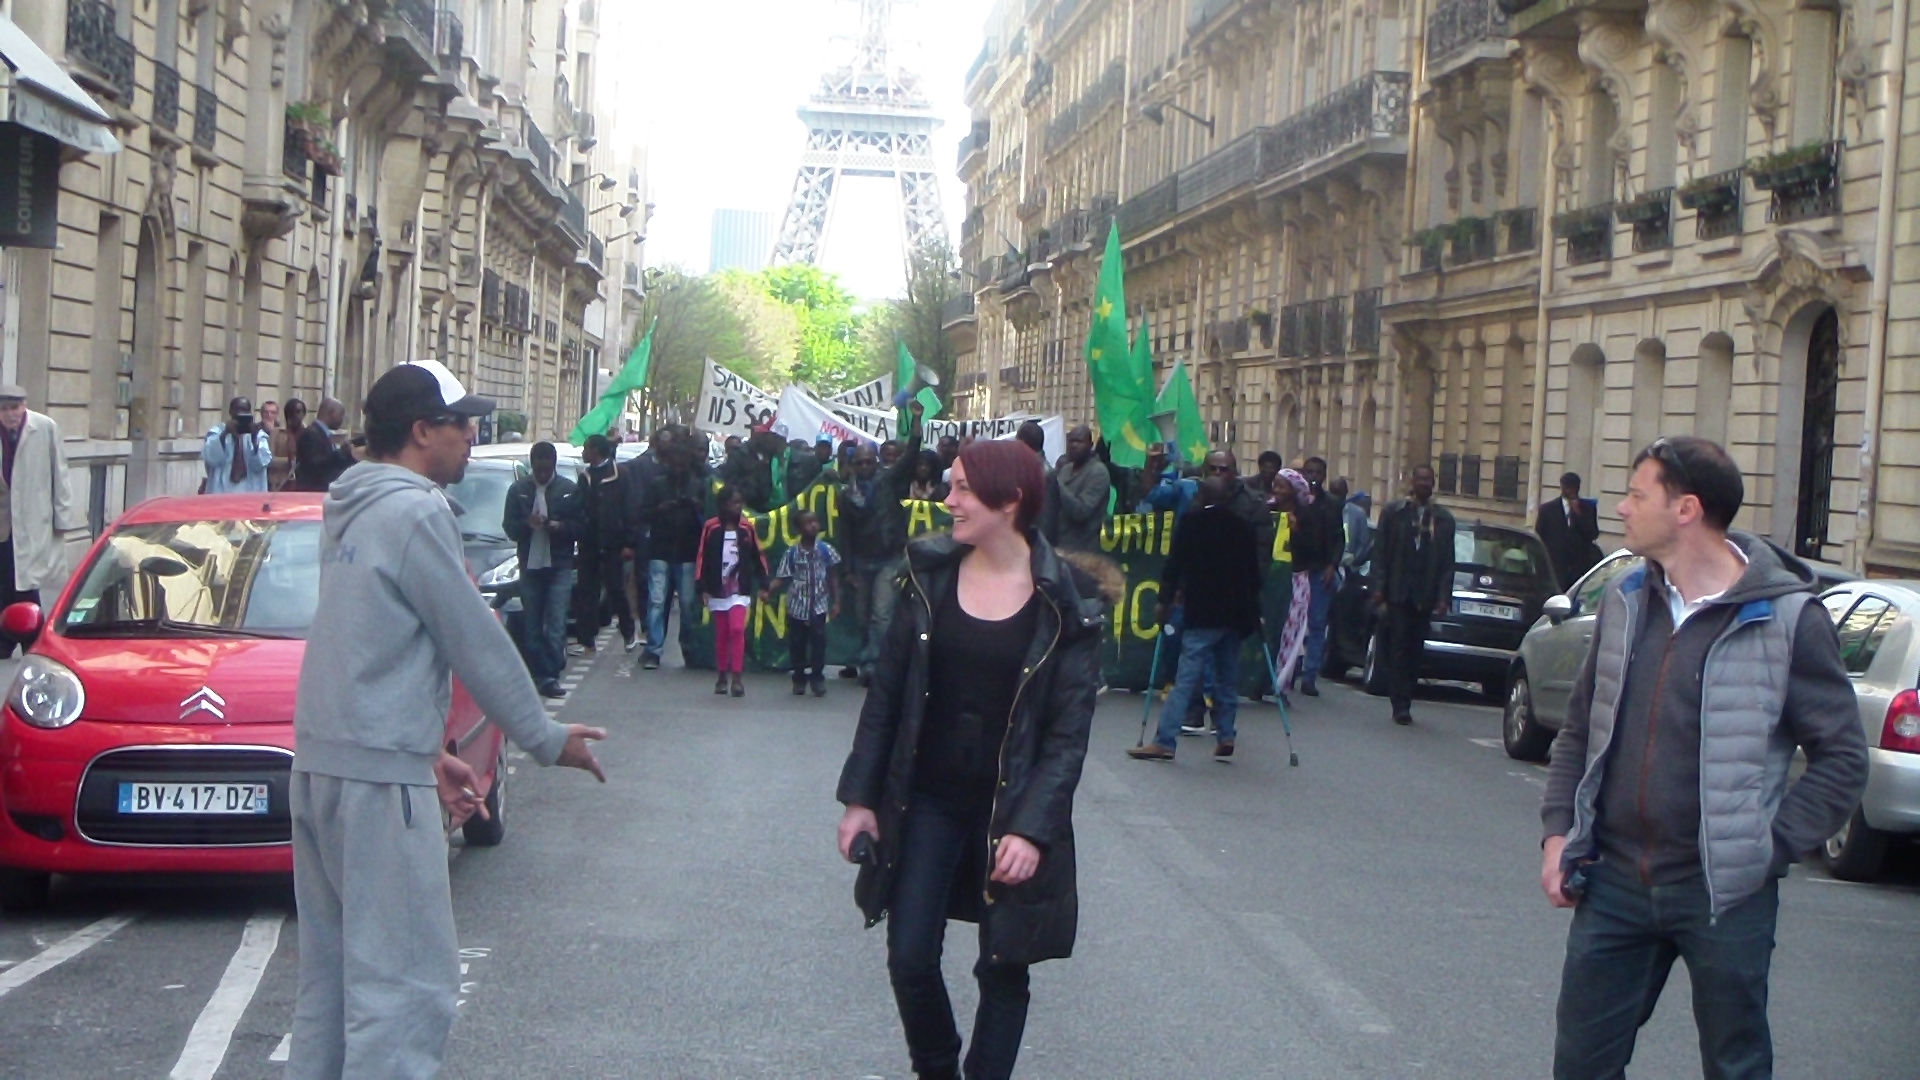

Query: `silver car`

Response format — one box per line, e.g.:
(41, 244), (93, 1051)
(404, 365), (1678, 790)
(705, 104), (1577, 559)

(1807, 580), (1920, 880)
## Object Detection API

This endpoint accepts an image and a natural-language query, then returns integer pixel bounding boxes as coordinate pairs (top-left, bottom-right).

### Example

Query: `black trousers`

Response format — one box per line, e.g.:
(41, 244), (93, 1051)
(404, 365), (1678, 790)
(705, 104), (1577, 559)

(0, 539), (38, 659)
(1384, 602), (1431, 716)
(887, 791), (1031, 1080)
(573, 548), (634, 647)
(786, 613), (827, 683)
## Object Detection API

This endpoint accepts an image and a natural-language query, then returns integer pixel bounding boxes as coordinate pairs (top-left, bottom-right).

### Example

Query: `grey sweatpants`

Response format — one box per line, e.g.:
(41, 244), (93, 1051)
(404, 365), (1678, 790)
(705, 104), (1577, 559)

(288, 771), (458, 1080)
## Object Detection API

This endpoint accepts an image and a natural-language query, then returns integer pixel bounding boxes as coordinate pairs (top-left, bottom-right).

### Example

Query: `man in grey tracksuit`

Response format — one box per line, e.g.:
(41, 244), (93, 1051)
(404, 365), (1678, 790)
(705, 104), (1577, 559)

(289, 360), (606, 1080)
(1539, 436), (1866, 1080)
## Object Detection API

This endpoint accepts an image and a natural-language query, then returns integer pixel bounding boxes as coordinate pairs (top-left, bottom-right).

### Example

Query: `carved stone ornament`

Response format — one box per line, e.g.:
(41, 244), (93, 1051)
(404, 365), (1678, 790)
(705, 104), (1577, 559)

(1576, 12), (1641, 196)
(146, 144), (179, 241)
(1836, 0), (1875, 137)
(1719, 0), (1784, 143)
(1520, 41), (1585, 210)
(1740, 228), (1867, 335)
(1645, 0), (1712, 165)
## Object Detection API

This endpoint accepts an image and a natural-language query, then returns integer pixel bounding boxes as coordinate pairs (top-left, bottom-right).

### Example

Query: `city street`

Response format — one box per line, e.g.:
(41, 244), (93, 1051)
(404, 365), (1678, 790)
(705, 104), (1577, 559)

(2, 633), (1917, 1079)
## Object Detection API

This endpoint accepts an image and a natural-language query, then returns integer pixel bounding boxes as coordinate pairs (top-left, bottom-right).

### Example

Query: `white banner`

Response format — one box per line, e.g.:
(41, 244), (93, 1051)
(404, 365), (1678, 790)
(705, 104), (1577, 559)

(773, 385), (883, 447)
(926, 414), (1067, 464)
(696, 359), (779, 442)
(828, 372), (894, 412)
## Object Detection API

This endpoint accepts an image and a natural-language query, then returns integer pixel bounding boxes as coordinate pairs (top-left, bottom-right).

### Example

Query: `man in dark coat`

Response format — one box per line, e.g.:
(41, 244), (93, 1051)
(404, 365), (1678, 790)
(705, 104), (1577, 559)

(573, 434), (639, 653)
(1294, 455), (1345, 695)
(1536, 470), (1603, 591)
(838, 405), (924, 683)
(639, 440), (708, 670)
(1053, 424), (1111, 552)
(289, 398), (357, 492)
(1370, 464), (1457, 726)
(502, 441), (583, 698)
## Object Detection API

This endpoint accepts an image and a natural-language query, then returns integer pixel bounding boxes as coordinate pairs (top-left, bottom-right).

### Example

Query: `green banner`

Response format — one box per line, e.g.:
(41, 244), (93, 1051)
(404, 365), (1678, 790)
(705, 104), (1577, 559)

(678, 479), (1296, 696)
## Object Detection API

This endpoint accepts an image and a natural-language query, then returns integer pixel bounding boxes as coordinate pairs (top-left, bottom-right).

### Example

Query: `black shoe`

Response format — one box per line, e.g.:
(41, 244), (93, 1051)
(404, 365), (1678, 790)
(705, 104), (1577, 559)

(1393, 712), (1413, 726)
(538, 681), (566, 700)
(1214, 739), (1235, 760)
(1298, 682), (1320, 697)
(838, 666), (858, 679)
(810, 679), (826, 697)
(641, 655), (660, 670)
(792, 680), (807, 695)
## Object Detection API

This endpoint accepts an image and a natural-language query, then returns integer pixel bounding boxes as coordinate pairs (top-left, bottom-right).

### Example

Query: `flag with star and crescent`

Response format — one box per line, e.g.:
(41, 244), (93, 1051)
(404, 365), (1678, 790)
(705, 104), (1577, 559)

(1085, 221), (1157, 468)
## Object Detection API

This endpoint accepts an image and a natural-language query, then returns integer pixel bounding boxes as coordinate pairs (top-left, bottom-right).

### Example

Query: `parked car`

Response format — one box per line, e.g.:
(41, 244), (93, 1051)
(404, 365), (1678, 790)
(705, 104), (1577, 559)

(0, 494), (508, 911)
(1502, 548), (1860, 762)
(445, 453), (529, 632)
(1325, 521), (1559, 702)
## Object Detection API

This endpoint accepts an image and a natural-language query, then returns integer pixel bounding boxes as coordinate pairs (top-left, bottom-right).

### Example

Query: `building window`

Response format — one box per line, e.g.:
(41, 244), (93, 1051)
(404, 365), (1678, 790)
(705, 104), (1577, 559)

(1795, 308), (1840, 559)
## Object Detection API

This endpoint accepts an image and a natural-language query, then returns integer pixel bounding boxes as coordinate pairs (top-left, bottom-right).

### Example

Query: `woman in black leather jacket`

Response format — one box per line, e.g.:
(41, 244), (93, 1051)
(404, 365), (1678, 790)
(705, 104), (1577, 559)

(836, 438), (1112, 1080)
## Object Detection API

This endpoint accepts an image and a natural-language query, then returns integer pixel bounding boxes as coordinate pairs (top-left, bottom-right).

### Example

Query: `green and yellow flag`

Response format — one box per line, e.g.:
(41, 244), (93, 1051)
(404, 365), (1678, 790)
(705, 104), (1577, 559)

(569, 317), (654, 445)
(1086, 222), (1156, 467)
(896, 340), (942, 422)
(1156, 357), (1210, 466)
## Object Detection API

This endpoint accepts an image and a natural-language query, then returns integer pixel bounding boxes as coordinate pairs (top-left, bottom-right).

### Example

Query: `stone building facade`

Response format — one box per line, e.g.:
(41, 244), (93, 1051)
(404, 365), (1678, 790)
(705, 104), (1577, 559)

(952, 0), (1920, 575)
(0, 0), (625, 544)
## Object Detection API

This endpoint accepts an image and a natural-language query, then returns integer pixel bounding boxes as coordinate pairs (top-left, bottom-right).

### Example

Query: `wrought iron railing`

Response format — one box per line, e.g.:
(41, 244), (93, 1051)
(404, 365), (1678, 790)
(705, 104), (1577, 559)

(559, 190), (586, 241)
(1450, 216), (1495, 264)
(1751, 140), (1842, 224)
(941, 294), (977, 325)
(1320, 296), (1347, 356)
(153, 63), (180, 131)
(66, 0), (135, 102)
(1045, 59), (1125, 147)
(1177, 129), (1265, 212)
(1501, 206), (1537, 253)
(1493, 455), (1524, 500)
(435, 8), (465, 74)
(1351, 287), (1382, 354)
(393, 0), (436, 47)
(1208, 319), (1252, 354)
(525, 117), (554, 179)
(282, 117), (309, 181)
(1619, 187), (1673, 252)
(588, 233), (605, 270)
(1427, 0), (1510, 70)
(1117, 175), (1178, 238)
(192, 84), (218, 152)
(1552, 203), (1613, 264)
(1679, 168), (1743, 239)
(1461, 454), (1483, 497)
(623, 262), (642, 290)
(1258, 71), (1410, 181)
(1279, 305), (1302, 357)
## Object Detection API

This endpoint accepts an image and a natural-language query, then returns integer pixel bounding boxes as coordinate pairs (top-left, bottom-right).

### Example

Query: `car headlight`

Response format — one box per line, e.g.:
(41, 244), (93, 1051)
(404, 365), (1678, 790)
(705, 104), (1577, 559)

(9, 655), (85, 729)
(478, 555), (520, 588)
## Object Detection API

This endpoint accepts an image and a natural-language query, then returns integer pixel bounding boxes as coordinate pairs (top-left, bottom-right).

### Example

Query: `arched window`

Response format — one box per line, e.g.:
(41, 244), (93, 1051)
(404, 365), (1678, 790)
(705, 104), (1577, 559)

(1564, 344), (1606, 486)
(1630, 339), (1667, 452)
(1696, 332), (1734, 446)
(1795, 309), (1840, 558)
(1712, 36), (1753, 173)
(1583, 90), (1616, 206)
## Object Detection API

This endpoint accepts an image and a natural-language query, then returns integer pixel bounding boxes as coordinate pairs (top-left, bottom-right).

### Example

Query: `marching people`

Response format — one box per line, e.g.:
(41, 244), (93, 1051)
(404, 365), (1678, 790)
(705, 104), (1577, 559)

(1015, 420), (1060, 545)
(641, 439), (708, 671)
(836, 437), (1105, 1080)
(1539, 435), (1867, 1080)
(502, 441), (583, 700)
(270, 399), (305, 490)
(1293, 455), (1342, 696)
(761, 508), (842, 696)
(1053, 423), (1111, 553)
(288, 359), (605, 1080)
(839, 404), (924, 684)
(908, 449), (948, 502)
(1331, 477), (1373, 572)
(1129, 474), (1263, 762)
(203, 396), (275, 494)
(1536, 470), (1603, 592)
(1265, 469), (1314, 702)
(290, 398), (357, 492)
(1370, 464), (1456, 726)
(697, 484), (768, 697)
(0, 385), (78, 657)
(575, 434), (640, 655)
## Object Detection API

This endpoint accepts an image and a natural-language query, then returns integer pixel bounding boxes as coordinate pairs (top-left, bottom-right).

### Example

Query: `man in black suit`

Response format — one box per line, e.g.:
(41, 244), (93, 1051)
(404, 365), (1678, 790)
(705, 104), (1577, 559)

(1371, 465), (1457, 727)
(1535, 471), (1602, 591)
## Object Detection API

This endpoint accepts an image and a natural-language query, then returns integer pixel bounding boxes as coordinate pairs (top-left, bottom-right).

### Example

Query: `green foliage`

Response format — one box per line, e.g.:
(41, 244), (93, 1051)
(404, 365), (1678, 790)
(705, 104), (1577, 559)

(756, 264), (869, 392)
(632, 267), (792, 415)
(286, 100), (330, 127)
(858, 239), (963, 395)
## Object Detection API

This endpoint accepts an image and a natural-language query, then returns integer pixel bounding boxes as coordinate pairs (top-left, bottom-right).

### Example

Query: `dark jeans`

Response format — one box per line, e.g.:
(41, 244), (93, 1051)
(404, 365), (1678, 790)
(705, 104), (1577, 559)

(0, 538), (37, 660)
(1555, 861), (1779, 1080)
(1301, 568), (1334, 686)
(887, 792), (1031, 1080)
(517, 566), (573, 684)
(1152, 627), (1241, 750)
(1383, 602), (1430, 716)
(574, 548), (634, 647)
(787, 612), (827, 683)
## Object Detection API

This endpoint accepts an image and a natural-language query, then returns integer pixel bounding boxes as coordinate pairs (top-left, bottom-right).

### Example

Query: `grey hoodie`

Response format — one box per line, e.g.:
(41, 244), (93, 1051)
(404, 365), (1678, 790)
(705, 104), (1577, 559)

(295, 462), (571, 785)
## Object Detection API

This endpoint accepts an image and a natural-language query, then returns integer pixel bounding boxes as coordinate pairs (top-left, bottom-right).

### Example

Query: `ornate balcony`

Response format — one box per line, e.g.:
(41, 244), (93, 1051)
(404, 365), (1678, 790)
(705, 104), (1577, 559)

(435, 8), (465, 84)
(1351, 287), (1382, 354)
(1117, 175), (1178, 238)
(1257, 71), (1410, 184)
(282, 118), (309, 182)
(1751, 141), (1842, 224)
(1552, 203), (1613, 265)
(941, 294), (977, 327)
(622, 262), (642, 296)
(1279, 296), (1351, 359)
(65, 0), (135, 103)
(1044, 60), (1123, 148)
(1500, 206), (1537, 253)
(1177, 129), (1264, 213)
(152, 63), (180, 131)
(587, 233), (605, 271)
(525, 118), (555, 180)
(1427, 0), (1510, 71)
(394, 0), (436, 48)
(957, 120), (990, 172)
(1450, 215), (1495, 264)
(1618, 187), (1673, 252)
(1678, 168), (1742, 239)
(192, 84), (217, 152)
(559, 190), (587, 244)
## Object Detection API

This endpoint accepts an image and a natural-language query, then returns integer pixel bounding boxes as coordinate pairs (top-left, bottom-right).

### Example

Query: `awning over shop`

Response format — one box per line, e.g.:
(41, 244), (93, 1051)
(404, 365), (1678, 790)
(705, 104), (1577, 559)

(0, 15), (120, 155)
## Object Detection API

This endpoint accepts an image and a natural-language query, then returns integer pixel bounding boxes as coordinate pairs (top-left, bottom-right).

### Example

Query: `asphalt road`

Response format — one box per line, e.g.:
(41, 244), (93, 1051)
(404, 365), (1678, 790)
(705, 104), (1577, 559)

(3, 631), (1918, 1079)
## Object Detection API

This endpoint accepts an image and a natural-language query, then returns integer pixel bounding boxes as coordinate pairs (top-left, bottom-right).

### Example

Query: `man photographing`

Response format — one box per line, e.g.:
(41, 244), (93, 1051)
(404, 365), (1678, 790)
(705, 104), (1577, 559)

(289, 359), (607, 1079)
(203, 395), (275, 494)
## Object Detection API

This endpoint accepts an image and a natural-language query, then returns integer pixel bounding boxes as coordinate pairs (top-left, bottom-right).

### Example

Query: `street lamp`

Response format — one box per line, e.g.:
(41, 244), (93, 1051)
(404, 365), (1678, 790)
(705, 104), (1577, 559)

(1140, 100), (1216, 137)
(568, 171), (619, 192)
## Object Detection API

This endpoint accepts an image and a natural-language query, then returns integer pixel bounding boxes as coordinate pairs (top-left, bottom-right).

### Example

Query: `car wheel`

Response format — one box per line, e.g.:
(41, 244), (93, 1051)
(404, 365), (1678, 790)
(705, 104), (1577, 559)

(1361, 632), (1388, 697)
(461, 747), (508, 848)
(1822, 805), (1888, 882)
(1502, 672), (1554, 762)
(0, 870), (51, 913)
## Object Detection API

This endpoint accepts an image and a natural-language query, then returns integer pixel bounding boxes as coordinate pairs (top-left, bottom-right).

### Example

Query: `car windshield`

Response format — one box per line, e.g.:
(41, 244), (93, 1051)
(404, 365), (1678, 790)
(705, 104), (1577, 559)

(60, 519), (322, 639)
(1455, 528), (1551, 578)
(445, 461), (520, 543)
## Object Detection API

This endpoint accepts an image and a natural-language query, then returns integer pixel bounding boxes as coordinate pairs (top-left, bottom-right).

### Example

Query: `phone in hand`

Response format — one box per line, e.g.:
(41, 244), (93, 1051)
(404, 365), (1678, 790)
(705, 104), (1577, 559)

(1563, 861), (1594, 901)
(849, 831), (879, 866)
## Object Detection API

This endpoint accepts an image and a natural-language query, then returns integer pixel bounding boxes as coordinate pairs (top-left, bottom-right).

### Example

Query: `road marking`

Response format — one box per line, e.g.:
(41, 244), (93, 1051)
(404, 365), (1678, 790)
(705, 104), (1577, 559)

(1235, 911), (1394, 1035)
(457, 945), (492, 1007)
(1467, 737), (1503, 749)
(268, 1034), (291, 1062)
(0, 913), (137, 999)
(169, 911), (286, 1080)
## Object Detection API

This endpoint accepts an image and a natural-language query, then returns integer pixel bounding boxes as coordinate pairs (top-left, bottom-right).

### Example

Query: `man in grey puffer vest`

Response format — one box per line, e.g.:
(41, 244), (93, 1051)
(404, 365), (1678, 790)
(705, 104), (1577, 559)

(1539, 435), (1865, 1080)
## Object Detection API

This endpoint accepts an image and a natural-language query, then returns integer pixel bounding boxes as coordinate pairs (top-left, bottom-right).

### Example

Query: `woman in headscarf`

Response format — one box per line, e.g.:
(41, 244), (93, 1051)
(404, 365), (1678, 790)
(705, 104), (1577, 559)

(1267, 468), (1315, 702)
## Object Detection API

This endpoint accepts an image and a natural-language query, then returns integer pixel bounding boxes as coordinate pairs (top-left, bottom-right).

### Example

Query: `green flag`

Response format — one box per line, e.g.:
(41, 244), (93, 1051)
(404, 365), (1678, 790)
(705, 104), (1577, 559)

(1085, 222), (1156, 467)
(895, 341), (942, 430)
(1155, 357), (1210, 466)
(569, 318), (654, 445)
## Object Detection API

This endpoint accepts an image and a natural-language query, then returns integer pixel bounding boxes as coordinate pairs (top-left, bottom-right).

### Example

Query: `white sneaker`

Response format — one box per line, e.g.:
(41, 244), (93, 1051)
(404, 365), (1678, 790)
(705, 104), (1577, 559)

(1178, 724), (1211, 737)
(566, 643), (586, 657)
(625, 634), (641, 653)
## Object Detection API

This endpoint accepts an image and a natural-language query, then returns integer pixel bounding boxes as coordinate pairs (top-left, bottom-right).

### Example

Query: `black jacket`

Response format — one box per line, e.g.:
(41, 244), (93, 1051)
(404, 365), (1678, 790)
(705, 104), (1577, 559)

(1161, 503), (1263, 635)
(695, 517), (769, 599)
(1292, 487), (1343, 574)
(288, 425), (355, 492)
(578, 461), (638, 556)
(841, 433), (923, 561)
(837, 532), (1109, 965)
(1536, 497), (1603, 591)
(644, 467), (708, 564)
(502, 474), (584, 569)
(1371, 498), (1457, 611)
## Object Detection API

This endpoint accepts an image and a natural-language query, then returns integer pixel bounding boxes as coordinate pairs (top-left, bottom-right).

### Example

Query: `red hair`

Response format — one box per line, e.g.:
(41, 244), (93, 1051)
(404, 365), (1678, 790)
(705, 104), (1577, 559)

(955, 438), (1045, 534)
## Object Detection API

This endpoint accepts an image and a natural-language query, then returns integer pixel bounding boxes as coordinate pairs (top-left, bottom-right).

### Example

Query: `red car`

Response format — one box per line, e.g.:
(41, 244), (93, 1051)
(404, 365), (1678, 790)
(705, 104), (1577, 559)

(0, 494), (507, 911)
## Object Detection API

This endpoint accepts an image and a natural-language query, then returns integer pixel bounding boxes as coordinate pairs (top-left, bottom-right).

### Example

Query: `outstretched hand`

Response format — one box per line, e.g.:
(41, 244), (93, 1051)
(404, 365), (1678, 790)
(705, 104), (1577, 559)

(557, 724), (608, 782)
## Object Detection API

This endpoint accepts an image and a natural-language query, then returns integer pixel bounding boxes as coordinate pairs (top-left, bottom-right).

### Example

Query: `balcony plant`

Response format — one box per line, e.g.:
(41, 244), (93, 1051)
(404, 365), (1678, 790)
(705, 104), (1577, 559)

(1409, 226), (1447, 268)
(1747, 141), (1838, 190)
(1677, 170), (1742, 212)
(1614, 188), (1671, 224)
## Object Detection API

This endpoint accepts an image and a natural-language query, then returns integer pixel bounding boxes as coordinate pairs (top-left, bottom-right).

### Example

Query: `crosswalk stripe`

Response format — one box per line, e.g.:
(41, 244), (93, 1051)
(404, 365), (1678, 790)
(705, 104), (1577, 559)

(169, 911), (285, 1079)
(0, 913), (137, 999)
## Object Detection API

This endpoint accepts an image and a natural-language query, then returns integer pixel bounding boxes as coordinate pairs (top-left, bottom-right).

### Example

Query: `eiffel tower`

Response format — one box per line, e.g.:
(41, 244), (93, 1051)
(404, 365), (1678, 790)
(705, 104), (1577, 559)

(771, 0), (947, 269)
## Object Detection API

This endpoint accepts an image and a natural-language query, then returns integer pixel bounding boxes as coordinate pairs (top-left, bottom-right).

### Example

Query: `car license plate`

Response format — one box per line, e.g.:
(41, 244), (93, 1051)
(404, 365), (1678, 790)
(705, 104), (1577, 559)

(117, 782), (270, 815)
(1457, 600), (1522, 621)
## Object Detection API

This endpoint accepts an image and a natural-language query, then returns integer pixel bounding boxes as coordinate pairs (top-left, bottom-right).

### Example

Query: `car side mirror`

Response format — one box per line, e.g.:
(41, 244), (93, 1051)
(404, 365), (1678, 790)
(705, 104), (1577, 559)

(1, 602), (44, 645)
(1542, 594), (1574, 624)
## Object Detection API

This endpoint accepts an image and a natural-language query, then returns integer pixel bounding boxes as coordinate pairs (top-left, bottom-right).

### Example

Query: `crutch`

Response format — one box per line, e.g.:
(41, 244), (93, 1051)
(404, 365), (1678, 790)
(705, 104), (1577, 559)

(1261, 636), (1301, 767)
(1137, 625), (1169, 748)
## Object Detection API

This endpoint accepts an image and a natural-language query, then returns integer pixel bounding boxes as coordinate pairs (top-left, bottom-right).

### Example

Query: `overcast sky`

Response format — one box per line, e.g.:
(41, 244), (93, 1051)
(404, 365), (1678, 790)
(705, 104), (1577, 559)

(607, 0), (993, 302)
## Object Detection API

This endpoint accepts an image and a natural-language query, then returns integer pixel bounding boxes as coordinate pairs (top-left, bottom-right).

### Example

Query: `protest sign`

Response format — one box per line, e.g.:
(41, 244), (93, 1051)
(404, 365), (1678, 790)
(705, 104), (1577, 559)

(829, 372), (894, 411)
(772, 385), (882, 447)
(695, 359), (779, 441)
